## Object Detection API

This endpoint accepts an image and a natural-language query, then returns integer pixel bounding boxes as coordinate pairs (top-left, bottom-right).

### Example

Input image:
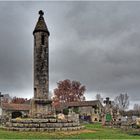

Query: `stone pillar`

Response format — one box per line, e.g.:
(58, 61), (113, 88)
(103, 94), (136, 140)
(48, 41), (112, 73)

(30, 10), (52, 118)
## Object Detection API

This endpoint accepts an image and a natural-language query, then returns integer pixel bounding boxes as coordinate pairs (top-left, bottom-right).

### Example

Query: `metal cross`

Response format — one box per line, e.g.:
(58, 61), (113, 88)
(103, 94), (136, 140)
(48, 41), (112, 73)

(103, 97), (111, 105)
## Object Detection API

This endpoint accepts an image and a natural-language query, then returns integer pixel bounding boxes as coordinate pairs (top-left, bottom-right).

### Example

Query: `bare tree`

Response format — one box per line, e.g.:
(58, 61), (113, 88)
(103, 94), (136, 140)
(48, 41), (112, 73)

(114, 93), (129, 111)
(95, 94), (103, 104)
(133, 104), (140, 111)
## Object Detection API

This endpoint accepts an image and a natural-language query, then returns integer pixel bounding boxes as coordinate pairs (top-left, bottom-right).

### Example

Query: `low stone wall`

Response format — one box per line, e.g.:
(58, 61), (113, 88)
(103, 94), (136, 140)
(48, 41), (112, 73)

(4, 118), (84, 131)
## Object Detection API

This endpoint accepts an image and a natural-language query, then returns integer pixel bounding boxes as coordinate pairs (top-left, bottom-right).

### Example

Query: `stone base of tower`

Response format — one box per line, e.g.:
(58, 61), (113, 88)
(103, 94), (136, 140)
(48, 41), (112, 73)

(4, 118), (84, 132)
(30, 98), (55, 118)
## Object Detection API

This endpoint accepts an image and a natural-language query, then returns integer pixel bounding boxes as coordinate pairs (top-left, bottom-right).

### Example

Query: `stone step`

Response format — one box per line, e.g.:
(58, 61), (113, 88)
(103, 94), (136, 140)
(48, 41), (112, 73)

(11, 119), (74, 123)
(4, 126), (84, 132)
(11, 122), (80, 128)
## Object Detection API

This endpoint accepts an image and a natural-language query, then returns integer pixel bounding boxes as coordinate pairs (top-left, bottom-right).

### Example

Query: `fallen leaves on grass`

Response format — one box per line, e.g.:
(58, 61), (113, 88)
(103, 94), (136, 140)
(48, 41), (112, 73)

(42, 129), (96, 138)
(58, 129), (96, 135)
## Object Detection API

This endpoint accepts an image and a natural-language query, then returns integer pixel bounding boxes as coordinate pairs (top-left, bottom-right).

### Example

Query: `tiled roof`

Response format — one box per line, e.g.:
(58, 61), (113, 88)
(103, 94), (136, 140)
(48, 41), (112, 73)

(120, 110), (140, 116)
(61, 100), (103, 108)
(2, 103), (30, 111)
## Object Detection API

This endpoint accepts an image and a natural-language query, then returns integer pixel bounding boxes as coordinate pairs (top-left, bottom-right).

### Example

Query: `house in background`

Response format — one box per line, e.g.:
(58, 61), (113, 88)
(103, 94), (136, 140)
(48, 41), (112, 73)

(59, 100), (104, 122)
(0, 99), (104, 123)
(0, 103), (30, 119)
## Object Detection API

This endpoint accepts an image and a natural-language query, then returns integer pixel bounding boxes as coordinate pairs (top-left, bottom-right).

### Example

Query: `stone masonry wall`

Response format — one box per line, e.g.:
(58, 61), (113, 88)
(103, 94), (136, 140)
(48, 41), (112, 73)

(34, 32), (49, 99)
(4, 118), (84, 131)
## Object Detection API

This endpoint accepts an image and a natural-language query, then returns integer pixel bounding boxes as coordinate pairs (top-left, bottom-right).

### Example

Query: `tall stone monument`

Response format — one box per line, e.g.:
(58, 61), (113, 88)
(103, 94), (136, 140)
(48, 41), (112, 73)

(4, 10), (83, 131)
(31, 10), (52, 118)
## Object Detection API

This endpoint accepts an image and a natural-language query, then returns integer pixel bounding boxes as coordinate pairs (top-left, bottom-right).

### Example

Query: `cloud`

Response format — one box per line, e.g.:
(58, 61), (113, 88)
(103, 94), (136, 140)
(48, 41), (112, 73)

(0, 1), (140, 108)
(50, 2), (140, 102)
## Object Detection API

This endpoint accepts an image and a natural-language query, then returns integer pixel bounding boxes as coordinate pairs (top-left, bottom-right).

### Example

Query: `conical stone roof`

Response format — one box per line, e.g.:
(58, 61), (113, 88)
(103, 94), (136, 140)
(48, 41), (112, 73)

(33, 10), (50, 36)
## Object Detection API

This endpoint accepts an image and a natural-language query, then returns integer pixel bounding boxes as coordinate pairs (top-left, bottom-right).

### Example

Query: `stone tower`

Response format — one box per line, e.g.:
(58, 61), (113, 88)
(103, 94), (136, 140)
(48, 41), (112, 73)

(31, 10), (52, 117)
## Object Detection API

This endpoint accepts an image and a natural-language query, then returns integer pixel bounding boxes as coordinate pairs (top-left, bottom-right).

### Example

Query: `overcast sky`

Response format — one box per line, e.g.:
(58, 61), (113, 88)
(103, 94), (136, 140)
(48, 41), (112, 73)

(0, 1), (140, 108)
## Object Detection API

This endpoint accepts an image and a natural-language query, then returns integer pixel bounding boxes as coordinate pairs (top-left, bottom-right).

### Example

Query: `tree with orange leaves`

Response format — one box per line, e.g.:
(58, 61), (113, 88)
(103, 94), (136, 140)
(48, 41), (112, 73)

(11, 97), (28, 104)
(52, 79), (86, 107)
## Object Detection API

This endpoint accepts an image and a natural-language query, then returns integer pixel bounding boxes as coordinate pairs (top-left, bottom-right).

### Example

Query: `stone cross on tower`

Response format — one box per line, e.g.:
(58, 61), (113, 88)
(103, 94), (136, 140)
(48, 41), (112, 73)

(31, 10), (52, 118)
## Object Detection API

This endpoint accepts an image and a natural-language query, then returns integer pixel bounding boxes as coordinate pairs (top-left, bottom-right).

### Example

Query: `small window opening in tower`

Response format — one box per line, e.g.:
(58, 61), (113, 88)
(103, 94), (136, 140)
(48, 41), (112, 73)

(41, 35), (45, 45)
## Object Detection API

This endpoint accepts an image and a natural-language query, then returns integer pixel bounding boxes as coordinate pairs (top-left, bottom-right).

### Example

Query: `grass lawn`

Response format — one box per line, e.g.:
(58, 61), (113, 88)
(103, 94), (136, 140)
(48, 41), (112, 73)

(0, 123), (140, 139)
